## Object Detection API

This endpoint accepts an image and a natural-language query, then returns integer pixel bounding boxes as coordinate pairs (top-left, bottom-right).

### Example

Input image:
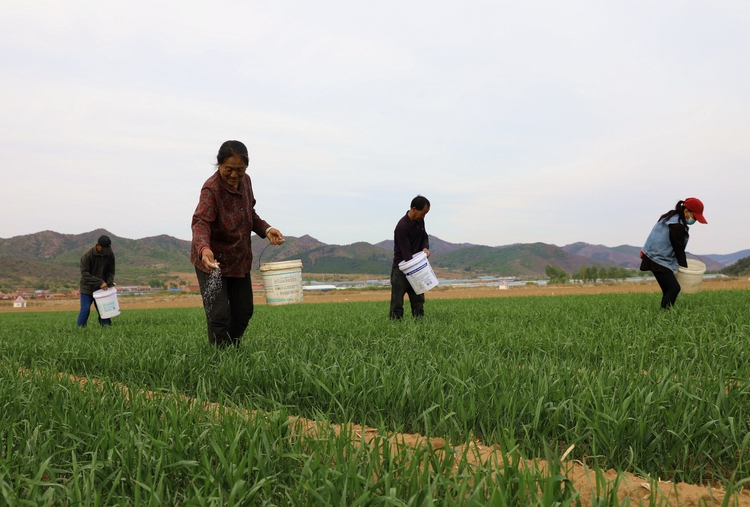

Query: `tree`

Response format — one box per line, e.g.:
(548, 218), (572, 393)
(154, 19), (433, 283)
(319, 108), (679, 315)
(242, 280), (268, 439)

(545, 264), (568, 284)
(573, 264), (601, 283)
(607, 266), (619, 280)
(721, 256), (750, 277)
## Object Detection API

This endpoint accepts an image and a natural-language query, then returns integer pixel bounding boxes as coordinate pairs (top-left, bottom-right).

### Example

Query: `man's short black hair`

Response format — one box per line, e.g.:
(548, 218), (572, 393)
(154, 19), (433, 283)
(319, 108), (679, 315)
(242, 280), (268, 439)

(410, 195), (430, 211)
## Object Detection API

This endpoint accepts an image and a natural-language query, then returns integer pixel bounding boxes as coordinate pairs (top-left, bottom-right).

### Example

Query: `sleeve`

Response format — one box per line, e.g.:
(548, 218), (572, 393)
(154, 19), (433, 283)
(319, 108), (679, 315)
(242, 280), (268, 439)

(245, 180), (271, 238)
(394, 222), (414, 263)
(80, 252), (103, 288)
(422, 227), (430, 252)
(105, 254), (115, 286)
(250, 195), (271, 238)
(668, 223), (688, 268)
(191, 187), (217, 254)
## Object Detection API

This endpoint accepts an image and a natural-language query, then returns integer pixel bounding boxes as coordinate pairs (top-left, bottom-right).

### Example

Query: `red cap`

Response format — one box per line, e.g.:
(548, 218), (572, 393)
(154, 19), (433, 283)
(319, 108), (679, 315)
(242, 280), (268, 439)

(684, 197), (707, 224)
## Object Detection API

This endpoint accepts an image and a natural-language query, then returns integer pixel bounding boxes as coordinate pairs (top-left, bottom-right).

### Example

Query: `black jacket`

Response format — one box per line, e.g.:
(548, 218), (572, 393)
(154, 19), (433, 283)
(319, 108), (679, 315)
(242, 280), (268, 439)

(79, 246), (116, 295)
(392, 212), (429, 269)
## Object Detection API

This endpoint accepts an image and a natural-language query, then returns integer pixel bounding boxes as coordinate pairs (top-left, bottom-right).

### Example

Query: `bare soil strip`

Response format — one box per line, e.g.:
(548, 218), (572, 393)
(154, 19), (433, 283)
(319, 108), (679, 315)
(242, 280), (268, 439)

(16, 367), (750, 507)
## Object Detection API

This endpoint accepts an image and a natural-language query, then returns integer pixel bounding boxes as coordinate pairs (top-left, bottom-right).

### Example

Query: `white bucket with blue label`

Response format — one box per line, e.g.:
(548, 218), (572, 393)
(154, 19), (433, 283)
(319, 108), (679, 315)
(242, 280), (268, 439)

(260, 259), (304, 306)
(92, 287), (120, 318)
(398, 251), (438, 295)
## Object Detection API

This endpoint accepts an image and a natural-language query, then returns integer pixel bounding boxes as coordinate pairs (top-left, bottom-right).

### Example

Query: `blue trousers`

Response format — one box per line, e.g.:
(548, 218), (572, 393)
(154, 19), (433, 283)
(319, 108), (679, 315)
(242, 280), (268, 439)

(77, 293), (112, 327)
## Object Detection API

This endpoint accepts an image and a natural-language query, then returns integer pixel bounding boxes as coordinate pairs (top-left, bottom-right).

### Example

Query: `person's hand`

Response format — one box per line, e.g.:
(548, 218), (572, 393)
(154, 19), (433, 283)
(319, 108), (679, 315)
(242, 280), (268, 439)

(267, 228), (285, 246)
(423, 248), (431, 258)
(201, 248), (220, 271)
(100, 282), (108, 290)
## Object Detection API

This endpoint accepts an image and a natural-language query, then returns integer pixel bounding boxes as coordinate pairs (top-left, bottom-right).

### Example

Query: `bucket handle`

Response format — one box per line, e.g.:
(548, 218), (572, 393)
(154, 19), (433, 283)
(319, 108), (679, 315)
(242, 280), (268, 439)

(256, 240), (272, 270)
(686, 253), (707, 265)
(253, 234), (302, 269)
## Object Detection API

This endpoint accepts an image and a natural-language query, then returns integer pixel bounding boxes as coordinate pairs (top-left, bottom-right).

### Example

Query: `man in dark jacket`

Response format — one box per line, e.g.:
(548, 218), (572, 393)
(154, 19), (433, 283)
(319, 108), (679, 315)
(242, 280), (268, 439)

(77, 234), (116, 327)
(390, 195), (430, 320)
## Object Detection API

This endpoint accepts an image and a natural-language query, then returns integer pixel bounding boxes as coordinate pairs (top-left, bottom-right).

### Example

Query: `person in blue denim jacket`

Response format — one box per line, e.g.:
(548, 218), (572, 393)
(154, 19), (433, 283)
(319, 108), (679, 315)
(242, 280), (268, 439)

(640, 198), (707, 309)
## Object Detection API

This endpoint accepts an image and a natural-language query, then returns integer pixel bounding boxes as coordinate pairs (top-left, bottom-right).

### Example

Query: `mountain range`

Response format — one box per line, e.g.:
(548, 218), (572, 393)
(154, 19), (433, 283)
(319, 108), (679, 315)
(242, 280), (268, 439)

(0, 229), (745, 291)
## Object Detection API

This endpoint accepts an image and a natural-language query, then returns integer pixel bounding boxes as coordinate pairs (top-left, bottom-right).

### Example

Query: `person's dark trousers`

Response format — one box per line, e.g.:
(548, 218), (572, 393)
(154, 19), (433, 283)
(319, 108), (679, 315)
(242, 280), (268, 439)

(389, 267), (425, 319)
(653, 270), (681, 309)
(196, 268), (254, 347)
(76, 293), (112, 327)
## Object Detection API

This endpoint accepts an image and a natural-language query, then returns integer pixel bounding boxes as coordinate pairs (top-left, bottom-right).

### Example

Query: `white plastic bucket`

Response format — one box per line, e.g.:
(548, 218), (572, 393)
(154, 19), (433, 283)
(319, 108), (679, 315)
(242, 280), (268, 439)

(260, 259), (304, 306)
(92, 287), (120, 318)
(675, 259), (706, 294)
(398, 251), (439, 295)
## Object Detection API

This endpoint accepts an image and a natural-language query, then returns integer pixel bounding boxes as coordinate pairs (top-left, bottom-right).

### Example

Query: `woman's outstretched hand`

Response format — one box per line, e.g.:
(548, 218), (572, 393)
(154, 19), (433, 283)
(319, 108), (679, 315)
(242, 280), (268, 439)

(201, 248), (220, 270)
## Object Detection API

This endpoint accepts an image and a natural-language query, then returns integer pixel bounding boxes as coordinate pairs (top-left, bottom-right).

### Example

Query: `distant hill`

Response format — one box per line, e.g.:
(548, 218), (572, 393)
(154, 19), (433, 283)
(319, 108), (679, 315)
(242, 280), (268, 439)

(562, 242), (726, 271)
(705, 249), (750, 267)
(0, 257), (80, 290)
(1, 229), (747, 290)
(0, 229), (192, 272)
(721, 256), (750, 277)
(375, 236), (477, 255)
(431, 243), (618, 277)
(562, 242), (642, 268)
(0, 229), (193, 290)
(254, 236), (392, 274)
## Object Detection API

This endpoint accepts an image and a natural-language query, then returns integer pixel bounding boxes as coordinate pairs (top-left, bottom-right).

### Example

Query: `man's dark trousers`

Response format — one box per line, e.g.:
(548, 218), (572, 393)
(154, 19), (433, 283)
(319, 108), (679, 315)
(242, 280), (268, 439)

(196, 269), (254, 347)
(389, 267), (425, 319)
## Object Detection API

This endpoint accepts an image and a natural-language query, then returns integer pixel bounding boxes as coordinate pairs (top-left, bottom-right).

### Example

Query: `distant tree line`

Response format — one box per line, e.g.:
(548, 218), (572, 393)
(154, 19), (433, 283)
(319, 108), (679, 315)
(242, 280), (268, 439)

(721, 256), (750, 277)
(545, 264), (639, 284)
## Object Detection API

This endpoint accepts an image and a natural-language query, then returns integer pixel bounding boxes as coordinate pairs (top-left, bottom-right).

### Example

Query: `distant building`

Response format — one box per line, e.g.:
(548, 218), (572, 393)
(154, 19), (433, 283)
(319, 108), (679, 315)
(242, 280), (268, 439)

(14, 296), (27, 308)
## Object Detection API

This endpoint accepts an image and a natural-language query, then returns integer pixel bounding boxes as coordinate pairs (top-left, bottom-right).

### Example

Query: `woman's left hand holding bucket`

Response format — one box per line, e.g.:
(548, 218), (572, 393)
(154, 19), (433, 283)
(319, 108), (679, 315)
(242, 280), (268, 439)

(268, 228), (285, 245)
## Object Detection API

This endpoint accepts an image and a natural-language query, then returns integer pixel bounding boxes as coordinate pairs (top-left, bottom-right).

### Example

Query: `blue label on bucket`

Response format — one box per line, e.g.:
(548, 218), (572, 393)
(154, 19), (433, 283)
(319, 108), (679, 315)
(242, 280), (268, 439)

(405, 263), (428, 276)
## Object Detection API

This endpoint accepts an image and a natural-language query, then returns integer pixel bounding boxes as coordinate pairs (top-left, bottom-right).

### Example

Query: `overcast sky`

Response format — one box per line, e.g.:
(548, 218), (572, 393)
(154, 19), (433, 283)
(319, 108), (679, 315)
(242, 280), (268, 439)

(1, 1), (748, 254)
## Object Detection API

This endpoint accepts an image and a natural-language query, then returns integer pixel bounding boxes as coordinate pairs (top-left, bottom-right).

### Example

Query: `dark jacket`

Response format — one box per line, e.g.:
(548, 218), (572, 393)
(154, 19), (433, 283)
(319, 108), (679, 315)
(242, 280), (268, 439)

(79, 246), (116, 295)
(392, 212), (430, 269)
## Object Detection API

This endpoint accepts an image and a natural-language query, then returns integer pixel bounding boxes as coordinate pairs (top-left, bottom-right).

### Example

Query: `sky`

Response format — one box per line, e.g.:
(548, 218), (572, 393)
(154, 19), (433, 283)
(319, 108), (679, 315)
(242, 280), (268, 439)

(1, 1), (748, 255)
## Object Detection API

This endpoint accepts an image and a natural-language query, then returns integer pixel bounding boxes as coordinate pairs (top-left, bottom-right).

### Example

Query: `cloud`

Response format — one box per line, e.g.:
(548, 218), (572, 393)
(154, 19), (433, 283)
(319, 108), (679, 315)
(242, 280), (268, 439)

(1, 1), (748, 253)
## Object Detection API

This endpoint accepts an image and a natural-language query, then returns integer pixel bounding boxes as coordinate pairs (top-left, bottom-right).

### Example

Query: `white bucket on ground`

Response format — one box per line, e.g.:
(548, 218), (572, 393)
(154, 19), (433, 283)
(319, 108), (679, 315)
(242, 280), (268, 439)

(675, 259), (706, 294)
(398, 251), (439, 295)
(92, 287), (120, 318)
(260, 259), (304, 306)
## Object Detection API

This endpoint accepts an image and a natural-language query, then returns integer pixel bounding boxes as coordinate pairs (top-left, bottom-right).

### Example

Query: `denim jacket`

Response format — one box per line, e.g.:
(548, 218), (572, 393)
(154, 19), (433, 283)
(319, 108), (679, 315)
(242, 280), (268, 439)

(642, 214), (689, 272)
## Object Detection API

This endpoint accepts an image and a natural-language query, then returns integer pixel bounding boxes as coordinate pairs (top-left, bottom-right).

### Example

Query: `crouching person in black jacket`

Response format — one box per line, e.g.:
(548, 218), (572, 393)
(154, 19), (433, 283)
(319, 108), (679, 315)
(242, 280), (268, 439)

(77, 234), (116, 327)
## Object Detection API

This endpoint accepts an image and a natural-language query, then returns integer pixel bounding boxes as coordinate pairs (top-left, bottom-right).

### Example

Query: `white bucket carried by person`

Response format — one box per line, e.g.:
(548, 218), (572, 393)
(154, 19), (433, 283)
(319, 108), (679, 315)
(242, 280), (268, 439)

(398, 251), (439, 295)
(260, 259), (304, 306)
(92, 287), (120, 318)
(675, 258), (706, 294)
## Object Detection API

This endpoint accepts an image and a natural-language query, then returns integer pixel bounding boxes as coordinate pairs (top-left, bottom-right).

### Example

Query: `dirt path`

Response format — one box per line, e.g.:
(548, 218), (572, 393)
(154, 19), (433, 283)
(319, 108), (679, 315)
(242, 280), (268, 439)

(17, 367), (749, 507)
(3, 277), (749, 313)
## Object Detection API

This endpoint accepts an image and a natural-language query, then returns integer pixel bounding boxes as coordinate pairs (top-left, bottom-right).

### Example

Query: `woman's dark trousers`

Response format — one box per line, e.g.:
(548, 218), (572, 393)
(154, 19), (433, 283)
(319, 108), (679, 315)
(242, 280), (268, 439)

(196, 268), (254, 347)
(389, 267), (425, 319)
(653, 270), (681, 309)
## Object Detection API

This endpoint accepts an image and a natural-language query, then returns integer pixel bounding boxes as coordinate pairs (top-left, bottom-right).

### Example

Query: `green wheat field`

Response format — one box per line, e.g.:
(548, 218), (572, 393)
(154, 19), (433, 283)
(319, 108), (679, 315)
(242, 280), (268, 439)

(2, 290), (750, 505)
